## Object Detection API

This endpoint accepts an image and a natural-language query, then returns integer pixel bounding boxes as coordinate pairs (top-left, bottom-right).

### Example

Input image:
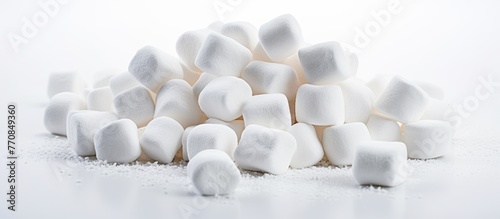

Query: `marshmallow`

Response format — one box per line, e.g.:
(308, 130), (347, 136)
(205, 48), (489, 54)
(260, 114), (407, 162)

(155, 79), (202, 128)
(352, 141), (408, 187)
(220, 21), (258, 50)
(108, 72), (142, 96)
(288, 123), (324, 168)
(92, 69), (119, 88)
(94, 119), (142, 163)
(67, 111), (118, 156)
(252, 42), (272, 62)
(323, 122), (371, 166)
(339, 79), (375, 123)
(187, 149), (241, 195)
(295, 84), (345, 126)
(234, 124), (297, 174)
(374, 76), (429, 123)
(198, 76), (252, 121)
(242, 94), (291, 130)
(47, 72), (87, 98)
(415, 81), (444, 100)
(204, 118), (245, 140)
(346, 50), (359, 76)
(403, 120), (453, 159)
(421, 98), (450, 121)
(192, 72), (218, 97)
(298, 41), (352, 85)
(366, 74), (392, 99)
(44, 92), (86, 136)
(181, 126), (195, 161)
(181, 63), (201, 86)
(195, 33), (252, 77)
(128, 46), (183, 93)
(282, 53), (307, 84)
(258, 14), (303, 61)
(186, 124), (238, 160)
(87, 87), (115, 112)
(113, 86), (154, 127)
(241, 61), (299, 100)
(140, 117), (184, 163)
(176, 29), (212, 72)
(366, 114), (402, 141)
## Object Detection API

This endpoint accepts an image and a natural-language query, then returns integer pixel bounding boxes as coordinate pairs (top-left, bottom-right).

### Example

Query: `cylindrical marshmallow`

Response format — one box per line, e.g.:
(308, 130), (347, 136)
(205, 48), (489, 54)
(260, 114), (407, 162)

(241, 61), (299, 100)
(366, 114), (402, 142)
(323, 122), (371, 166)
(67, 111), (118, 156)
(176, 29), (213, 72)
(94, 119), (142, 163)
(258, 14), (304, 62)
(220, 21), (258, 50)
(242, 93), (291, 130)
(113, 86), (155, 128)
(186, 124), (238, 160)
(295, 84), (345, 126)
(192, 72), (218, 97)
(108, 72), (141, 96)
(155, 79), (202, 128)
(44, 92), (86, 136)
(288, 123), (324, 168)
(403, 120), (453, 159)
(339, 79), (375, 123)
(140, 117), (184, 163)
(87, 87), (115, 112)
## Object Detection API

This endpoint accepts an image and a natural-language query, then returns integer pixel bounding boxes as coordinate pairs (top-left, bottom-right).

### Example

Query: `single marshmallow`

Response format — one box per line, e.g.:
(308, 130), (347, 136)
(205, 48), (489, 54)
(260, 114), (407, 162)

(403, 120), (453, 159)
(421, 98), (450, 121)
(366, 74), (392, 99)
(181, 63), (201, 86)
(186, 124), (238, 160)
(323, 122), (371, 166)
(252, 42), (272, 62)
(155, 79), (202, 128)
(374, 76), (429, 123)
(192, 72), (218, 97)
(67, 111), (118, 156)
(113, 86), (154, 127)
(204, 118), (245, 140)
(181, 126), (195, 161)
(242, 94), (291, 130)
(87, 87), (115, 112)
(198, 76), (252, 121)
(415, 81), (444, 100)
(339, 79), (375, 123)
(108, 72), (142, 95)
(44, 92), (86, 136)
(352, 141), (408, 187)
(140, 117), (184, 163)
(94, 119), (142, 163)
(258, 14), (304, 61)
(282, 53), (307, 84)
(128, 46), (183, 93)
(241, 61), (299, 100)
(295, 84), (345, 126)
(47, 72), (87, 98)
(298, 41), (352, 85)
(288, 123), (324, 168)
(220, 21), (258, 50)
(92, 69), (119, 88)
(366, 114), (402, 142)
(234, 124), (297, 174)
(195, 33), (252, 77)
(187, 149), (241, 196)
(176, 29), (212, 72)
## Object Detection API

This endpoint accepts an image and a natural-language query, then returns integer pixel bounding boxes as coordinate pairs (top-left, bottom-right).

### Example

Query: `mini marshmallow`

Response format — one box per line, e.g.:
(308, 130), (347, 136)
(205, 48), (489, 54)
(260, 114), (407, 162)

(241, 61), (299, 100)
(258, 14), (304, 61)
(108, 72), (142, 95)
(87, 87), (115, 112)
(181, 126), (195, 161)
(186, 124), (238, 160)
(92, 69), (119, 88)
(295, 84), (345, 126)
(67, 111), (118, 156)
(113, 86), (154, 127)
(298, 41), (352, 85)
(181, 63), (201, 86)
(155, 79), (202, 128)
(323, 122), (371, 166)
(242, 94), (291, 130)
(195, 33), (252, 77)
(288, 123), (324, 168)
(198, 76), (252, 121)
(366, 114), (402, 142)
(128, 46), (183, 93)
(47, 72), (87, 98)
(415, 81), (444, 100)
(140, 117), (184, 163)
(421, 98), (450, 121)
(176, 29), (212, 72)
(94, 119), (142, 163)
(192, 72), (218, 97)
(375, 76), (429, 123)
(44, 92), (86, 136)
(339, 79), (375, 123)
(403, 120), (453, 159)
(220, 21), (258, 50)
(234, 124), (297, 174)
(204, 118), (245, 140)
(187, 149), (241, 196)
(366, 74), (393, 99)
(352, 141), (408, 187)
(252, 42), (272, 62)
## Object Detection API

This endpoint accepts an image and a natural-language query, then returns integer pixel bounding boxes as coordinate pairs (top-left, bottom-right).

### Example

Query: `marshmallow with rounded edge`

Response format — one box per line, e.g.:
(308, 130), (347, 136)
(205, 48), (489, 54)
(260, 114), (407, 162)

(204, 118), (244, 140)
(128, 46), (183, 93)
(181, 126), (195, 161)
(108, 72), (142, 96)
(67, 111), (118, 156)
(403, 120), (453, 159)
(186, 124), (238, 160)
(47, 72), (87, 98)
(366, 74), (392, 99)
(339, 79), (375, 123)
(220, 21), (258, 50)
(187, 149), (241, 196)
(140, 117), (184, 163)
(323, 122), (371, 166)
(415, 81), (444, 100)
(198, 76), (252, 121)
(113, 86), (154, 127)
(94, 119), (142, 163)
(242, 94), (291, 130)
(242, 61), (299, 100)
(352, 141), (408, 187)
(176, 29), (212, 72)
(234, 124), (297, 174)
(366, 114), (402, 141)
(87, 87), (115, 112)
(288, 123), (324, 168)
(44, 92), (86, 136)
(295, 84), (345, 126)
(155, 79), (202, 128)
(258, 14), (304, 61)
(192, 72), (218, 97)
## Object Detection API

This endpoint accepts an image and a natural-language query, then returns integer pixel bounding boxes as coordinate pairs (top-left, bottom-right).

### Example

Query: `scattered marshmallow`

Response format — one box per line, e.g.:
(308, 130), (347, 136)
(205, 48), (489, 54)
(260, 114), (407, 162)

(44, 92), (86, 136)
(181, 126), (195, 161)
(339, 79), (375, 123)
(366, 114), (402, 142)
(192, 72), (218, 97)
(415, 81), (445, 100)
(220, 21), (258, 50)
(403, 120), (453, 159)
(140, 117), (184, 163)
(288, 123), (324, 168)
(176, 29), (212, 72)
(204, 118), (245, 140)
(113, 85), (154, 127)
(241, 61), (299, 100)
(87, 87), (115, 112)
(67, 111), (118, 156)
(259, 14), (304, 61)
(242, 94), (291, 130)
(94, 119), (142, 163)
(47, 72), (87, 98)
(323, 122), (371, 166)
(155, 79), (202, 128)
(295, 84), (345, 126)
(186, 124), (238, 160)
(108, 72), (142, 95)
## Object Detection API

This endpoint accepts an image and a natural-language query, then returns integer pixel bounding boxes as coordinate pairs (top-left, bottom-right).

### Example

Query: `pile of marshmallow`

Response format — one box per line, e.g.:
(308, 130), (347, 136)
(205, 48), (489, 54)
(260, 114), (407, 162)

(43, 14), (453, 195)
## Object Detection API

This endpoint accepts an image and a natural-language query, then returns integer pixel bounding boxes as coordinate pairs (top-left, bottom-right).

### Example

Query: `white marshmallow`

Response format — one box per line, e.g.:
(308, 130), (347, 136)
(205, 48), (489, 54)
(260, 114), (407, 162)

(298, 41), (352, 85)
(187, 149), (241, 195)
(113, 86), (154, 127)
(288, 123), (324, 168)
(242, 94), (291, 130)
(204, 118), (245, 140)
(366, 74), (392, 99)
(282, 53), (307, 84)
(176, 29), (212, 72)
(220, 21), (258, 50)
(374, 76), (429, 123)
(403, 120), (453, 159)
(323, 122), (371, 166)
(47, 72), (87, 98)
(198, 76), (252, 121)
(155, 79), (202, 128)
(415, 81), (444, 100)
(252, 42), (272, 62)
(421, 98), (450, 121)
(92, 69), (119, 88)
(192, 72), (218, 97)
(181, 126), (195, 161)
(366, 114), (402, 141)
(241, 61), (299, 100)
(140, 117), (184, 163)
(94, 119), (142, 163)
(44, 92), (86, 136)
(352, 141), (408, 187)
(195, 33), (252, 77)
(234, 124), (297, 174)
(108, 72), (142, 96)
(67, 111), (118, 156)
(258, 14), (303, 61)
(128, 46), (183, 93)
(339, 79), (375, 123)
(295, 84), (345, 126)
(181, 63), (201, 86)
(186, 124), (238, 160)
(87, 87), (115, 112)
